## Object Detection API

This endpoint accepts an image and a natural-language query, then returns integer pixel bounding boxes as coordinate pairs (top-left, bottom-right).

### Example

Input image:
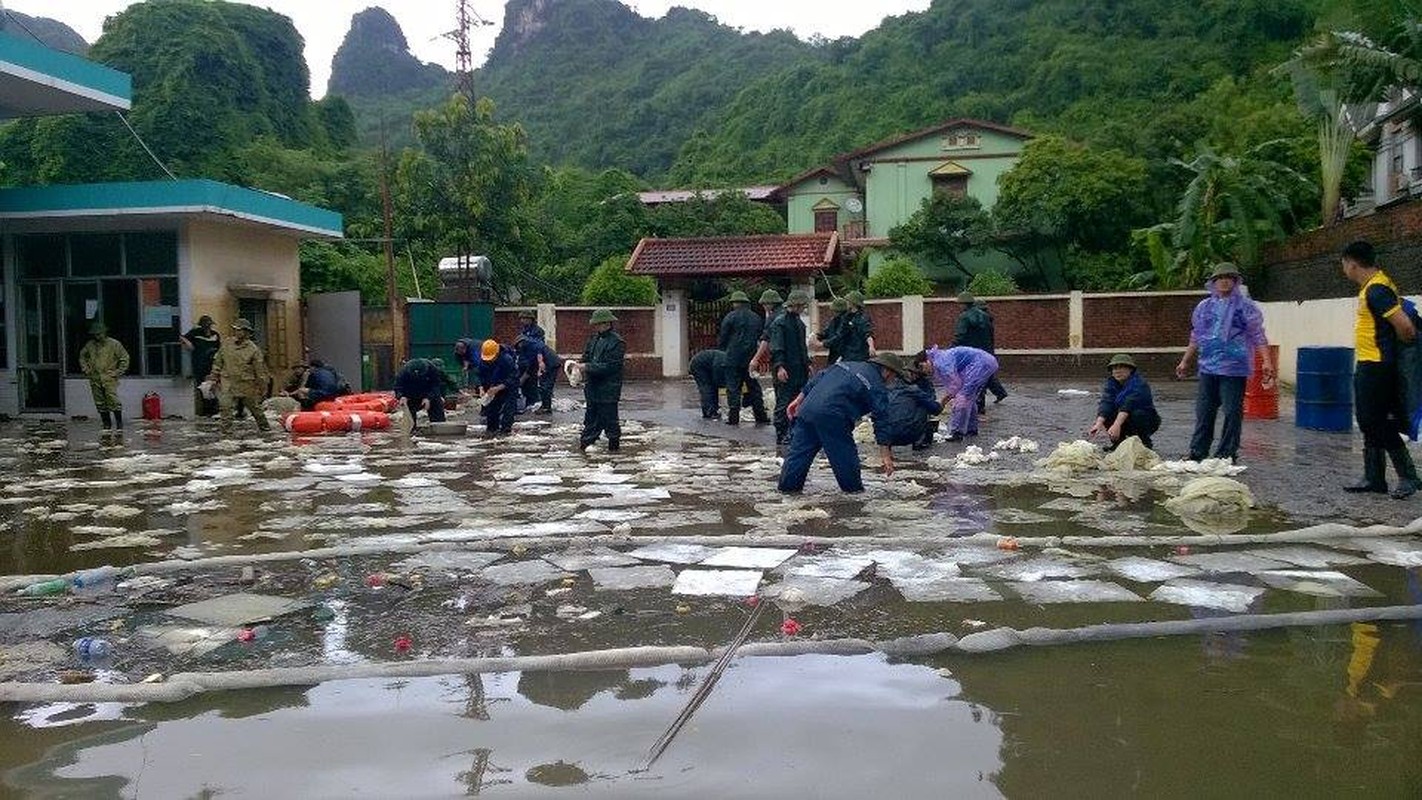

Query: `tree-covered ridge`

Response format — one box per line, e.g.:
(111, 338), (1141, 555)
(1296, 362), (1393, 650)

(328, 7), (448, 98)
(0, 11), (89, 55)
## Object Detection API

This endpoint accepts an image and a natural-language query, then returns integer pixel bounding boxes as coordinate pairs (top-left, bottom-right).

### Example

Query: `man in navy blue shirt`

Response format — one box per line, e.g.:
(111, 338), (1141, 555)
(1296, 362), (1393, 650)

(475, 339), (519, 433)
(778, 355), (897, 493)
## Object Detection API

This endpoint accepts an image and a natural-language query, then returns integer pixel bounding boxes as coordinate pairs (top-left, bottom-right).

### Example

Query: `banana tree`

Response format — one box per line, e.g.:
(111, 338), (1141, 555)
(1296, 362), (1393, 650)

(1134, 143), (1313, 288)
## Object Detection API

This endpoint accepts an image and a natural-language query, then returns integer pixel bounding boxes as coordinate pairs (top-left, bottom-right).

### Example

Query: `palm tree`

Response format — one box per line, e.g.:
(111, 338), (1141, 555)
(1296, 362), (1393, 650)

(1287, 20), (1422, 101)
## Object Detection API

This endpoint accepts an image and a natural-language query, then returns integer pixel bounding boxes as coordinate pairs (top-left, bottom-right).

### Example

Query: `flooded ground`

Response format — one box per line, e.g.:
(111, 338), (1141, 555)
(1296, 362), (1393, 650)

(2, 380), (1420, 797)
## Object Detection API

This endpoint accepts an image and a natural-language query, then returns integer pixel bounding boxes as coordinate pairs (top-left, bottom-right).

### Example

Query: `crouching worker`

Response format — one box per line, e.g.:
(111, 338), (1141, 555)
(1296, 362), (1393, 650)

(871, 353), (943, 475)
(393, 357), (449, 427)
(909, 351), (942, 450)
(1089, 353), (1161, 450)
(476, 339), (519, 433)
(777, 355), (895, 494)
(689, 348), (727, 419)
(283, 360), (349, 411)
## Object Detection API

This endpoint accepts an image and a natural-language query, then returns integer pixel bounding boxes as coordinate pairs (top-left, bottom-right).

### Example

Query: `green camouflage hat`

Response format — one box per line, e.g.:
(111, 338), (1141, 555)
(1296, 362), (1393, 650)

(231, 319), (254, 332)
(1106, 353), (1138, 370)
(88, 320), (106, 335)
(845, 290), (865, 307)
(785, 290), (811, 307)
(869, 351), (909, 377)
(758, 289), (784, 305)
(1207, 262), (1241, 281)
(589, 308), (618, 324)
(830, 297), (848, 312)
(518, 309), (536, 319)
(727, 290), (751, 303)
(957, 291), (977, 304)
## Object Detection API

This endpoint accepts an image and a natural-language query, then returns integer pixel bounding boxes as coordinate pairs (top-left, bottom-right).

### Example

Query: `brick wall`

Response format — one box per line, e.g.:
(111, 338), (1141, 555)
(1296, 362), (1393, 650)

(864, 301), (902, 350)
(1082, 294), (1199, 349)
(554, 308), (655, 355)
(492, 309), (534, 344)
(923, 299), (967, 349)
(1259, 198), (1422, 301)
(989, 298), (1069, 349)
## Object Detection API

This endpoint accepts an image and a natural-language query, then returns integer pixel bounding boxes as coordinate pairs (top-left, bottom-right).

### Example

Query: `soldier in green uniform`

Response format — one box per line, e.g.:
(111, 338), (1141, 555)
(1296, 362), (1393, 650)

(79, 321), (130, 431)
(206, 319), (271, 432)
(576, 308), (626, 452)
(717, 290), (769, 425)
(750, 288), (784, 374)
(815, 297), (849, 365)
(768, 291), (812, 445)
(838, 290), (876, 362)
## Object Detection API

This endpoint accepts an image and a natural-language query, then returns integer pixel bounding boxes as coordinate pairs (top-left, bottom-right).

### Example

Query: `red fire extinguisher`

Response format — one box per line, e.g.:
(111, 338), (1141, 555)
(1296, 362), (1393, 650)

(142, 391), (162, 420)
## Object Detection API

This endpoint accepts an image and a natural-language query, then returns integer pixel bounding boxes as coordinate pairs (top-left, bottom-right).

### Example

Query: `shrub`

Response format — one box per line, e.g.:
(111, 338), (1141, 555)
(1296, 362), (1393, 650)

(579, 254), (658, 306)
(864, 257), (932, 298)
(966, 269), (1019, 297)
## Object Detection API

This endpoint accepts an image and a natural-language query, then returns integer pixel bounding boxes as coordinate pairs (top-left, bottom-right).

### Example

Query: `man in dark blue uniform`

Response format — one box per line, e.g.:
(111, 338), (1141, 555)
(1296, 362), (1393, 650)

(777, 356), (896, 493)
(717, 290), (769, 426)
(689, 348), (728, 419)
(452, 337), (479, 388)
(838, 290), (875, 362)
(577, 308), (626, 452)
(518, 309), (546, 342)
(871, 352), (942, 474)
(476, 338), (520, 433)
(768, 290), (812, 445)
(394, 358), (449, 425)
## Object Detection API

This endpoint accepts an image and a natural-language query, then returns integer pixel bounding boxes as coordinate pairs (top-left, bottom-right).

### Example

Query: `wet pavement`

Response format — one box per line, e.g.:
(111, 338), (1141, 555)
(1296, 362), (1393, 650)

(1, 379), (1420, 797)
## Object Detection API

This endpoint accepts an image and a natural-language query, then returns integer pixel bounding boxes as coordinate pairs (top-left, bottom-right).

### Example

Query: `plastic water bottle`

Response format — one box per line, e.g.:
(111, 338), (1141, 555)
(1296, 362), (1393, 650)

(17, 578), (68, 596)
(71, 566), (121, 590)
(73, 637), (113, 662)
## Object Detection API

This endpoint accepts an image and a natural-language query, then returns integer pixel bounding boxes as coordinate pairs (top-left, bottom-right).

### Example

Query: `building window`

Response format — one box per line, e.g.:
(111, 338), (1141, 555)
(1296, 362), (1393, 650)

(16, 231), (182, 379)
(941, 132), (982, 151)
(933, 175), (969, 198)
(814, 208), (838, 233)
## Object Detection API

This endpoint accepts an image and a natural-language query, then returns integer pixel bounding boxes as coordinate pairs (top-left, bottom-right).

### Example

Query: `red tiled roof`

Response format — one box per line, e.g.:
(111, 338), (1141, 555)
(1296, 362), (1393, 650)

(625, 233), (839, 277)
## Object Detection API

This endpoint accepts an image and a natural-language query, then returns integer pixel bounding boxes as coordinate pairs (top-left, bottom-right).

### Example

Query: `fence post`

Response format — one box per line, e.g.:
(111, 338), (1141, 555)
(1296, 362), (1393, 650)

(1068, 290), (1084, 352)
(660, 289), (687, 377)
(902, 295), (924, 354)
(538, 303), (557, 350)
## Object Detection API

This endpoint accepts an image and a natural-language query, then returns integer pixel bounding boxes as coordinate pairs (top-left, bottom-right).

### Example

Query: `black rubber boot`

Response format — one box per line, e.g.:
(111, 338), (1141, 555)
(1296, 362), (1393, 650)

(725, 409), (740, 426)
(1387, 446), (1420, 499)
(111, 409), (123, 430)
(98, 410), (113, 429)
(912, 420), (939, 451)
(1344, 447), (1388, 494)
(606, 440), (620, 454)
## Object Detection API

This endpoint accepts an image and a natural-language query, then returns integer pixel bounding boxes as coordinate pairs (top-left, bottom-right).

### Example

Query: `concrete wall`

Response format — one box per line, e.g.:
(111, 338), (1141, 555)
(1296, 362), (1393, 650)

(1257, 298), (1357, 386)
(183, 220), (302, 368)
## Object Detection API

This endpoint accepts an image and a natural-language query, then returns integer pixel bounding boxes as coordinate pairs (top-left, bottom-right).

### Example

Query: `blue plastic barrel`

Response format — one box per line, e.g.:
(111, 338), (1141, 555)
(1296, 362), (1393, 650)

(1295, 346), (1354, 432)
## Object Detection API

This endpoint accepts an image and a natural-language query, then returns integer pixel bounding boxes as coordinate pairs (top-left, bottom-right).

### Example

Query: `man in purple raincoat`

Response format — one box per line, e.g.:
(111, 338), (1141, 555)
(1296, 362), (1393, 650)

(919, 345), (999, 442)
(1176, 262), (1276, 462)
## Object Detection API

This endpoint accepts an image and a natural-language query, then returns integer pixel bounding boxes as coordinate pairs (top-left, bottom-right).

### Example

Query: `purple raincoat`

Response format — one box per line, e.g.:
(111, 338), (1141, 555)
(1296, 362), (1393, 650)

(927, 345), (999, 435)
(1189, 279), (1269, 378)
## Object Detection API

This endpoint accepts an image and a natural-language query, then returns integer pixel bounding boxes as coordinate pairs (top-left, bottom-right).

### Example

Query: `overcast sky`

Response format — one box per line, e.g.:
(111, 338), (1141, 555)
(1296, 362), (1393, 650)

(3, 1), (931, 97)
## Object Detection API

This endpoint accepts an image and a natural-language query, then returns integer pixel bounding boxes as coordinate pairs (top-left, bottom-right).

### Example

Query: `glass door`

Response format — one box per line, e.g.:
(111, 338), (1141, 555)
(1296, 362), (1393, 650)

(18, 282), (63, 411)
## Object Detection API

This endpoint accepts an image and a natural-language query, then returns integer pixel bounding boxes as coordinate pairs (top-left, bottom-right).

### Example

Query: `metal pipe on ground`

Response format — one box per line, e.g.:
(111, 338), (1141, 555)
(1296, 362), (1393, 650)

(4, 605), (1420, 705)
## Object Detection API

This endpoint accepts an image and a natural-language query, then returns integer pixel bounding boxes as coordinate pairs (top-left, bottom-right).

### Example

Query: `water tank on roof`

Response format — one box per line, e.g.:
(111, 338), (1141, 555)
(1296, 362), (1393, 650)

(437, 255), (492, 284)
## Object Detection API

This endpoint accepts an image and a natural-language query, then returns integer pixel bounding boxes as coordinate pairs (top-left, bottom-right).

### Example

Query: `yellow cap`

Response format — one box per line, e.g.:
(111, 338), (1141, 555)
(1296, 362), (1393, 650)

(480, 339), (500, 361)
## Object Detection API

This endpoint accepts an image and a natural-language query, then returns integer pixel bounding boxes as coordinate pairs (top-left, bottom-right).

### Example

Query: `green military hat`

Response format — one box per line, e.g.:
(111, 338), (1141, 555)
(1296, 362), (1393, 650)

(869, 351), (909, 377)
(1106, 353), (1138, 370)
(845, 290), (865, 307)
(88, 320), (106, 335)
(1207, 262), (1241, 281)
(830, 297), (848, 312)
(231, 318), (254, 332)
(957, 291), (977, 304)
(589, 308), (618, 324)
(727, 290), (751, 303)
(785, 290), (810, 306)
(758, 289), (783, 305)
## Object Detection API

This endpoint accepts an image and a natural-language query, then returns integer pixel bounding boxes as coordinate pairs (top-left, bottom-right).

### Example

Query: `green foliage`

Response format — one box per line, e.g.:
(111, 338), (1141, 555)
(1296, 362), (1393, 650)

(888, 194), (993, 281)
(580, 255), (658, 306)
(966, 269), (1020, 297)
(1063, 248), (1144, 291)
(995, 136), (1150, 254)
(864, 258), (933, 298)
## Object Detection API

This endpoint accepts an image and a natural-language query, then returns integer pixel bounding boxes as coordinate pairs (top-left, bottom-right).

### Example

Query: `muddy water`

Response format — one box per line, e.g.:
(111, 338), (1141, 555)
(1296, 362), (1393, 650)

(3, 625), (1419, 798)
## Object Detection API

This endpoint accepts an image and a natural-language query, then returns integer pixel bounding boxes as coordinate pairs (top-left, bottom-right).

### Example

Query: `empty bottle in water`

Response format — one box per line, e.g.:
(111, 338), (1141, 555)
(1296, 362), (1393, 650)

(71, 566), (122, 590)
(73, 637), (113, 662)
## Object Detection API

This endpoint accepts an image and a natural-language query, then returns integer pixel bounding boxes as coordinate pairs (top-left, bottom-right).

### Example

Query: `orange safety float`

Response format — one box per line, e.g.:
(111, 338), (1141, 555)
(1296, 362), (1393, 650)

(282, 410), (392, 435)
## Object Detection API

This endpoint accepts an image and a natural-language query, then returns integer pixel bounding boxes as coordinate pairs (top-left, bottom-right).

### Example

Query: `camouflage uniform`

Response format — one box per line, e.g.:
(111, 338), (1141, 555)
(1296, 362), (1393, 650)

(208, 333), (271, 431)
(79, 334), (130, 417)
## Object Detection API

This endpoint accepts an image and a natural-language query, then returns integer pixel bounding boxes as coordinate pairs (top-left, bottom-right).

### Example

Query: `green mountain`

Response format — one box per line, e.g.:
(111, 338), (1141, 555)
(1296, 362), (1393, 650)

(0, 10), (89, 55)
(333, 0), (1324, 188)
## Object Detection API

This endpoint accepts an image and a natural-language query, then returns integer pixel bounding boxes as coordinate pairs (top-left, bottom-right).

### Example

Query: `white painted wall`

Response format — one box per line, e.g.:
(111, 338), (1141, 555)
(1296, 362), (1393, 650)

(63, 376), (193, 420)
(1257, 297), (1357, 385)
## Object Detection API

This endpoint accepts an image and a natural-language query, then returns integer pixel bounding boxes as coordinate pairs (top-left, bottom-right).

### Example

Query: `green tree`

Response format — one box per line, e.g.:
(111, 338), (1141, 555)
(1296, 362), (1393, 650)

(864, 257), (933, 298)
(1136, 142), (1313, 287)
(887, 194), (993, 281)
(966, 269), (1019, 296)
(580, 254), (658, 305)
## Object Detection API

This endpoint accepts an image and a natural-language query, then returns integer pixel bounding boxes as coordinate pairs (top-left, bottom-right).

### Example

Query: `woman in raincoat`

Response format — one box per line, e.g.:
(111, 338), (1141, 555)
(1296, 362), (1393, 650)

(918, 345), (998, 441)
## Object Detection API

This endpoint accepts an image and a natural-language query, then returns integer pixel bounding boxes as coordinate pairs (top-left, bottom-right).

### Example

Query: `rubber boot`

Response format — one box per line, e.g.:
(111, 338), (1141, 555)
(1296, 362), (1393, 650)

(725, 409), (740, 426)
(913, 420), (939, 451)
(607, 439), (620, 454)
(98, 410), (113, 430)
(1387, 446), (1420, 499)
(1344, 447), (1388, 494)
(111, 409), (123, 430)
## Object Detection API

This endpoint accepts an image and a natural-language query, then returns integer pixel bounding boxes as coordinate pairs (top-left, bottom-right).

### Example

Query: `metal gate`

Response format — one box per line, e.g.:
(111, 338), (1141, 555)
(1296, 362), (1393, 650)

(407, 301), (494, 381)
(306, 291), (362, 390)
(688, 299), (731, 355)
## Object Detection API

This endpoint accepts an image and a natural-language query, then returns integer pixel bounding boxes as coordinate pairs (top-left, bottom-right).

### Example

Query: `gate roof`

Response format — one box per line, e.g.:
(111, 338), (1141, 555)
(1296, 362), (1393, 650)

(625, 233), (838, 277)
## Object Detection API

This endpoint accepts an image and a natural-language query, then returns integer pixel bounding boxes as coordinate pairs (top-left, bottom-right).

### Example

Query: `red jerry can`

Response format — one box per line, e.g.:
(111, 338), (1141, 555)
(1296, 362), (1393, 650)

(142, 391), (162, 420)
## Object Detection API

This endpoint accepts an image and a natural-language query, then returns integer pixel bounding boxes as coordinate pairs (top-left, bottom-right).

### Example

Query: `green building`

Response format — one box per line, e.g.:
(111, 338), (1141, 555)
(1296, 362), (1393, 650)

(772, 118), (1031, 281)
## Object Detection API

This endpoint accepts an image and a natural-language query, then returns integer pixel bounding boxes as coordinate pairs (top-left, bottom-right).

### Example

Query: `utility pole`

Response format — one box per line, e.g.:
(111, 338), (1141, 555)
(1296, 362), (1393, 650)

(445, 0), (494, 105)
(379, 126), (405, 365)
